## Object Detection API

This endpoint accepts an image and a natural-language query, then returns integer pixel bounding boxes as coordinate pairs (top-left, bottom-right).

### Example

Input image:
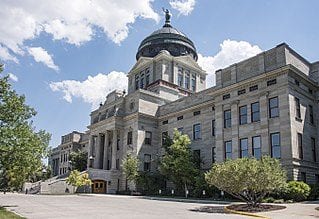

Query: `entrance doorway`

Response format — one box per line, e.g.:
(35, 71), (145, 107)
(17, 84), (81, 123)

(92, 180), (106, 194)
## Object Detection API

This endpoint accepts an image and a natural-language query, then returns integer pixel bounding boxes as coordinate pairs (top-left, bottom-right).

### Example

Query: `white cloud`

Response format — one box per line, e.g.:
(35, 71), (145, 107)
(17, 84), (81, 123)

(169, 0), (196, 16)
(28, 47), (59, 71)
(0, 45), (18, 63)
(8, 73), (18, 82)
(0, 0), (159, 58)
(49, 71), (128, 108)
(198, 39), (262, 87)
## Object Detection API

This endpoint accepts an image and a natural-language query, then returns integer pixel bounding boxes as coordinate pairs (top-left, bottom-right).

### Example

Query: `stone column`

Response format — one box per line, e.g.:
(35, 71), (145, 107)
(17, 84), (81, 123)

(94, 134), (102, 169)
(103, 131), (109, 170)
(111, 129), (117, 170)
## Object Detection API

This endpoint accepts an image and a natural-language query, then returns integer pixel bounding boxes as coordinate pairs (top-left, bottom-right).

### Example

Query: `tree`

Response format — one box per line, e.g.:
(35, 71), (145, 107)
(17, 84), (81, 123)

(122, 154), (139, 190)
(205, 156), (287, 207)
(69, 150), (88, 172)
(0, 64), (51, 192)
(160, 129), (199, 198)
(66, 170), (92, 193)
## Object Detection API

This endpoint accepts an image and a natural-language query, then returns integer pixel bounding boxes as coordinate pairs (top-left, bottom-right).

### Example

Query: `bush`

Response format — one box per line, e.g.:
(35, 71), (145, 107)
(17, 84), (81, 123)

(285, 181), (310, 201)
(308, 184), (319, 200)
(205, 156), (286, 207)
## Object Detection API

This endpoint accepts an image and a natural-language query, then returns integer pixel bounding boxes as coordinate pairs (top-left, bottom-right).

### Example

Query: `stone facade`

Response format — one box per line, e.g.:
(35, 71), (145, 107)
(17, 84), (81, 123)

(86, 40), (319, 194)
(48, 131), (89, 176)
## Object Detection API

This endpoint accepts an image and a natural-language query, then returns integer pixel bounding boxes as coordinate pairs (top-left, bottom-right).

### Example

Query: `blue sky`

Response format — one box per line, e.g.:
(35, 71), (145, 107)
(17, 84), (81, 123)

(1, 0), (318, 148)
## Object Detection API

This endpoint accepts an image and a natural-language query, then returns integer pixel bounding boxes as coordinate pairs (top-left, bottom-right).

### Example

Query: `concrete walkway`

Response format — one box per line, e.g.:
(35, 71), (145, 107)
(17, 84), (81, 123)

(0, 193), (318, 219)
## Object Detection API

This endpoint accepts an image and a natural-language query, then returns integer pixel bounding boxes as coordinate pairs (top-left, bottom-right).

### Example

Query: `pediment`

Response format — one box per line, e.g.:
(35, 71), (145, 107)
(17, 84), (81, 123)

(128, 57), (152, 75)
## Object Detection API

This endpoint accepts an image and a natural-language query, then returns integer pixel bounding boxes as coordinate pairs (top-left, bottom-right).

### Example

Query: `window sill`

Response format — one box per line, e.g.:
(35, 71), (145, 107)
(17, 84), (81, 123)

(193, 138), (202, 141)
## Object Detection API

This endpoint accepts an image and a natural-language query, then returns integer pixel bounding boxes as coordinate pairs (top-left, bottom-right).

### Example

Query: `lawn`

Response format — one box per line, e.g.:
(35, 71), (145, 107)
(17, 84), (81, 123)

(0, 207), (24, 219)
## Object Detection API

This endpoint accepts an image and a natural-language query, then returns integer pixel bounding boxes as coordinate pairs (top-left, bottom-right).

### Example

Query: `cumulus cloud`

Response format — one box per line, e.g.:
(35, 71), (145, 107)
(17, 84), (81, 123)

(28, 47), (59, 71)
(0, 45), (18, 63)
(8, 73), (18, 82)
(0, 0), (159, 62)
(169, 0), (196, 16)
(49, 71), (128, 108)
(198, 39), (262, 87)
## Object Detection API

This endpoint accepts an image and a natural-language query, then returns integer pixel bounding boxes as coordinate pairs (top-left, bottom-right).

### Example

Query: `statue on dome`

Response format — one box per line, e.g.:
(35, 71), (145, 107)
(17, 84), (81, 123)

(162, 8), (171, 27)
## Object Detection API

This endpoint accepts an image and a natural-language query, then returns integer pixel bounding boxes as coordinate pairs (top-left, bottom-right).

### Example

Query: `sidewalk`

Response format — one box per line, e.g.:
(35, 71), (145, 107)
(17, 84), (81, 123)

(141, 196), (232, 205)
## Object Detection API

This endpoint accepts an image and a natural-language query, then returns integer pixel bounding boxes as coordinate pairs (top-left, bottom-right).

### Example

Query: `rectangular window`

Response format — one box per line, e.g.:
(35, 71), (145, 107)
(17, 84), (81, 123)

(162, 131), (168, 146)
(315, 174), (319, 184)
(177, 68), (183, 87)
(301, 172), (306, 183)
(193, 123), (201, 140)
(295, 79), (300, 86)
(298, 133), (303, 160)
(177, 115), (183, 121)
(135, 75), (139, 90)
(267, 79), (277, 86)
(251, 102), (260, 122)
(145, 131), (152, 145)
(193, 150), (201, 169)
(311, 137), (316, 162)
(127, 131), (133, 145)
(193, 110), (201, 116)
(162, 120), (168, 125)
(225, 141), (232, 159)
(249, 85), (258, 92)
(185, 72), (190, 89)
(252, 136), (261, 159)
(212, 147), (216, 163)
(239, 105), (247, 125)
(145, 69), (150, 86)
(223, 94), (230, 100)
(240, 138), (249, 158)
(144, 154), (151, 171)
(146, 74), (150, 86)
(271, 133), (281, 159)
(212, 120), (215, 136)
(117, 137), (120, 150)
(309, 105), (314, 124)
(116, 159), (119, 170)
(140, 73), (144, 89)
(224, 110), (231, 128)
(191, 74), (196, 91)
(269, 97), (279, 118)
(238, 89), (246, 95)
(309, 88), (313, 94)
(177, 127), (184, 134)
(295, 97), (301, 119)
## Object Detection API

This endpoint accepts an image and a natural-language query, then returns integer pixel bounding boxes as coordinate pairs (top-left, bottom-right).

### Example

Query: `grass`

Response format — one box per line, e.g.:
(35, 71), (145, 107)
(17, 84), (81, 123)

(0, 207), (25, 219)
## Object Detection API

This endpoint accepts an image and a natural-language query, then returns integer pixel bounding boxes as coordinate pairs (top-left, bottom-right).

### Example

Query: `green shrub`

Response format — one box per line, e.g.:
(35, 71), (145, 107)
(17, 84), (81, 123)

(308, 184), (319, 200)
(263, 197), (275, 203)
(285, 181), (310, 201)
(273, 199), (284, 204)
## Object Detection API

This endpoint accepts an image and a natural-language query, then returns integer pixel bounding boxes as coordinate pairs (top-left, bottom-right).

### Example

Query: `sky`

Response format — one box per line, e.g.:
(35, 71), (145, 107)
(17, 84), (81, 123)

(1, 0), (318, 148)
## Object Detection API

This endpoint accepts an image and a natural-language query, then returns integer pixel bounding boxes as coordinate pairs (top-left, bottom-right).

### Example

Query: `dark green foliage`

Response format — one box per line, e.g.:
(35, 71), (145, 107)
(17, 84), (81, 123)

(308, 184), (319, 200)
(69, 150), (88, 171)
(0, 64), (51, 191)
(137, 172), (166, 195)
(160, 129), (199, 197)
(192, 173), (220, 198)
(205, 156), (287, 207)
(285, 181), (310, 201)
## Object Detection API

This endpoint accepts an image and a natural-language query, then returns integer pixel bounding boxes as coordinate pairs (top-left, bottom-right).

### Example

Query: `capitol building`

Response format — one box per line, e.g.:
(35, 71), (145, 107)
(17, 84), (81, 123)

(49, 11), (319, 194)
